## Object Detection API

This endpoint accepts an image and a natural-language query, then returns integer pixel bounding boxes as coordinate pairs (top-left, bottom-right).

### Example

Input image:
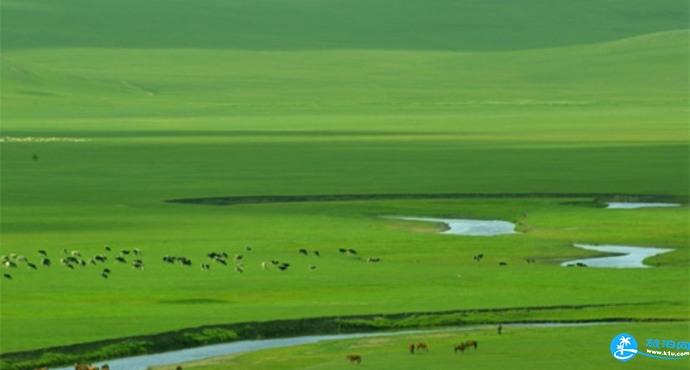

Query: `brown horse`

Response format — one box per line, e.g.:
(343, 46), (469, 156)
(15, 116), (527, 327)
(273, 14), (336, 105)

(454, 340), (478, 353)
(346, 354), (362, 364)
(74, 364), (98, 370)
(416, 342), (429, 352)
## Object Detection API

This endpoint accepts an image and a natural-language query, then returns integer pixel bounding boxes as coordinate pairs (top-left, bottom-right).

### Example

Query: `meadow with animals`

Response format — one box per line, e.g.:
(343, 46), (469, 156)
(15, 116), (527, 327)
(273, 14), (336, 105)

(0, 1), (688, 369)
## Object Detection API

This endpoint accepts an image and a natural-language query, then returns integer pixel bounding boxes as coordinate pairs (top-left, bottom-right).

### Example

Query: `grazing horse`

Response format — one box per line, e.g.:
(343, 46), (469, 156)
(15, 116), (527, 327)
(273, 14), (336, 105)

(346, 354), (362, 364)
(74, 364), (97, 370)
(416, 342), (429, 352)
(454, 340), (478, 353)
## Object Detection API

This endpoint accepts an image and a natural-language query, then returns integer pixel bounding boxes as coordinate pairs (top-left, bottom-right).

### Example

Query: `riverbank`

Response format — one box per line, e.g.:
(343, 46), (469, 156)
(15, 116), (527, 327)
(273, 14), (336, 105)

(2, 302), (684, 370)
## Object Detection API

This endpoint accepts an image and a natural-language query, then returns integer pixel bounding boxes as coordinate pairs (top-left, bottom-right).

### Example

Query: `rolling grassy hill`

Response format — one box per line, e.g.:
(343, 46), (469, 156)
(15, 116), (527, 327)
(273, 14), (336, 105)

(2, 0), (687, 51)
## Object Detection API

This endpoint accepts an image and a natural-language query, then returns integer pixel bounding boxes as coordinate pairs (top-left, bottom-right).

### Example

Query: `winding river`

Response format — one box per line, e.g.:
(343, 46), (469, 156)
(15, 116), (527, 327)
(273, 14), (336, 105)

(393, 216), (517, 236)
(53, 322), (608, 370)
(606, 202), (680, 209)
(561, 244), (673, 268)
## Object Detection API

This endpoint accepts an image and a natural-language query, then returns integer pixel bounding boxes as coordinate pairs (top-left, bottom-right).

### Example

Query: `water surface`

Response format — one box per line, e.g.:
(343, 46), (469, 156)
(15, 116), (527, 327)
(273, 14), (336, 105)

(393, 216), (516, 236)
(561, 244), (673, 268)
(606, 202), (680, 209)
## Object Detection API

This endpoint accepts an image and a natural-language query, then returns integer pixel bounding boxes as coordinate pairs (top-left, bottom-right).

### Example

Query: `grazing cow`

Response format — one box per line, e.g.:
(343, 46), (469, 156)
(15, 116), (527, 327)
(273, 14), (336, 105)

(309, 265), (317, 271)
(235, 254), (244, 261)
(133, 248), (141, 256)
(245, 246), (252, 252)
(215, 258), (227, 266)
(416, 342), (429, 352)
(338, 248), (347, 254)
(367, 257), (381, 263)
(298, 248), (308, 256)
(116, 256), (126, 264)
(71, 250), (81, 257)
(120, 250), (130, 255)
(271, 260), (280, 265)
(409, 343), (415, 354)
(277, 264), (289, 271)
(345, 354), (362, 364)
(313, 250), (320, 257)
(347, 249), (358, 255)
(3, 273), (11, 280)
(104, 245), (112, 252)
(38, 250), (47, 256)
(101, 272), (109, 279)
(27, 262), (37, 270)
(235, 266), (244, 273)
(103, 268), (111, 274)
(498, 261), (507, 266)
(41, 258), (51, 267)
(201, 264), (210, 271)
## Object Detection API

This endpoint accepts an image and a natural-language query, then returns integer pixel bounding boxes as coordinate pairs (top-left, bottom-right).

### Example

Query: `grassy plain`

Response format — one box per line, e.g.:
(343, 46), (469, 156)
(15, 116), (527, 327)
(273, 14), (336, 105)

(0, 0), (688, 368)
(153, 322), (690, 370)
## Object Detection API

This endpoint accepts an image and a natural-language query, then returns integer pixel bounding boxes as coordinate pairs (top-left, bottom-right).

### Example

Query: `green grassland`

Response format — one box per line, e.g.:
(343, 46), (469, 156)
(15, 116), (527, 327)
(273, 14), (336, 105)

(0, 0), (688, 368)
(153, 323), (690, 370)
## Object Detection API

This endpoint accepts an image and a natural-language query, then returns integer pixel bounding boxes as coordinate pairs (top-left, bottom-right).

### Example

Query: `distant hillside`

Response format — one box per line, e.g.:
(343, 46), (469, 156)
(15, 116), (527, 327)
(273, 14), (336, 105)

(1, 0), (687, 51)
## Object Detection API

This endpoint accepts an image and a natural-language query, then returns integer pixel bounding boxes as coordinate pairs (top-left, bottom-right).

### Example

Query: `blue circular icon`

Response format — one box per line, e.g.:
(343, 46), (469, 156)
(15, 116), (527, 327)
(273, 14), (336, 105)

(610, 333), (638, 362)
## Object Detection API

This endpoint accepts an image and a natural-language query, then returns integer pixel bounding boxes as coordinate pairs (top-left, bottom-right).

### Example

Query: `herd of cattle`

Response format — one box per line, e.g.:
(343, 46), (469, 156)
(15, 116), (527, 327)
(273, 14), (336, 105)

(1, 245), (383, 281)
(1, 243), (544, 282)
